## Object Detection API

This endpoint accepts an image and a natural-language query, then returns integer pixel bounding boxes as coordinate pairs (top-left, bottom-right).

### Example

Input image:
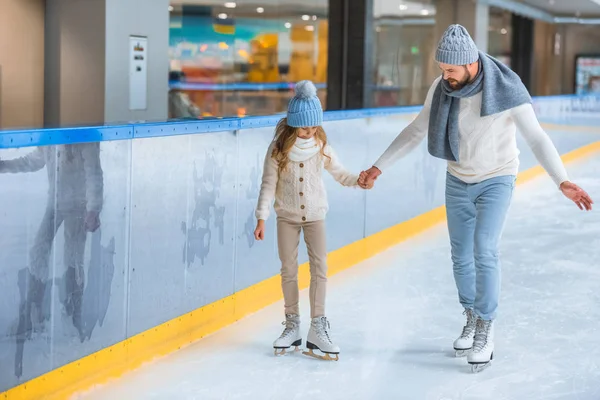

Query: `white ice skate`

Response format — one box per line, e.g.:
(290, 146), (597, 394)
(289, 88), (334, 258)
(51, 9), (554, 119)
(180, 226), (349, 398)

(467, 318), (494, 373)
(303, 316), (340, 361)
(273, 314), (302, 356)
(453, 308), (477, 357)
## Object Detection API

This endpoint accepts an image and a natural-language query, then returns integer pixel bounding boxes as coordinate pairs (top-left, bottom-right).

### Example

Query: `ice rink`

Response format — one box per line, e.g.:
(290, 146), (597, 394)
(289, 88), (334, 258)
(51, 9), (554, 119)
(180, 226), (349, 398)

(76, 154), (600, 400)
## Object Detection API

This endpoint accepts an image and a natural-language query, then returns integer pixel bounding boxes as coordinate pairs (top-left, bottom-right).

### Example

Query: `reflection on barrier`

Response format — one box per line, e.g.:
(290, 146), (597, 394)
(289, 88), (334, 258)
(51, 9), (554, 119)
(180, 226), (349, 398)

(0, 94), (599, 396)
(533, 94), (600, 123)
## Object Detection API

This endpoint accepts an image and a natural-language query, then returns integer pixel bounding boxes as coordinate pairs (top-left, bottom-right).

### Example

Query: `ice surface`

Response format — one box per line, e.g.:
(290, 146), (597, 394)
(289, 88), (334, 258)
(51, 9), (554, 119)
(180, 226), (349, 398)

(75, 154), (600, 400)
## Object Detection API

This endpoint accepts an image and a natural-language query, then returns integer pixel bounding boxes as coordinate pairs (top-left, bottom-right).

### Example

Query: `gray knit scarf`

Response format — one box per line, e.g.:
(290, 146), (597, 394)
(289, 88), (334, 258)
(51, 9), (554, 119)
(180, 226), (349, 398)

(428, 51), (532, 162)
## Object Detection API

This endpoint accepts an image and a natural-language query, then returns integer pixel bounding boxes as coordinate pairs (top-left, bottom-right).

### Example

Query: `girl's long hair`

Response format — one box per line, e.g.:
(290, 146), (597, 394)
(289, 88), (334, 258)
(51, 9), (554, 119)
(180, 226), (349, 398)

(271, 118), (329, 174)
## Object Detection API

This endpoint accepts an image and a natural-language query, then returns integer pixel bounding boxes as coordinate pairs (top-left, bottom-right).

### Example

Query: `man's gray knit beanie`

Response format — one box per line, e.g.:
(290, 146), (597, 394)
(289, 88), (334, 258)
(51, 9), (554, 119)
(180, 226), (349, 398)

(435, 24), (479, 65)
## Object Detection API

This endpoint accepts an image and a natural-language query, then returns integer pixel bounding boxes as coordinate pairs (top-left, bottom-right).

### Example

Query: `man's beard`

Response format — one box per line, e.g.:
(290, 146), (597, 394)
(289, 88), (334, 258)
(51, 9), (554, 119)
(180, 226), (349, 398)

(446, 70), (472, 90)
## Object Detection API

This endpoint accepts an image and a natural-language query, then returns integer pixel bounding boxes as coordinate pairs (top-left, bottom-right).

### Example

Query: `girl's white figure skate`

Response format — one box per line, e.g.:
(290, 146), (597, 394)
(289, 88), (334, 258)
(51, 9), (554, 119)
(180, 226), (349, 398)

(453, 308), (477, 357)
(273, 314), (302, 356)
(467, 318), (494, 373)
(303, 316), (340, 361)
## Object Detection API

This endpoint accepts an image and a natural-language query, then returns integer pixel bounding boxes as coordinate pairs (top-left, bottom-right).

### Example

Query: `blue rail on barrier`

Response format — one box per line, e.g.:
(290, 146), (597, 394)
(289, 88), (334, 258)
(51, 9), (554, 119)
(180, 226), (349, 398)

(0, 107), (424, 149)
(168, 81), (328, 91)
(168, 82), (406, 92)
(0, 94), (598, 149)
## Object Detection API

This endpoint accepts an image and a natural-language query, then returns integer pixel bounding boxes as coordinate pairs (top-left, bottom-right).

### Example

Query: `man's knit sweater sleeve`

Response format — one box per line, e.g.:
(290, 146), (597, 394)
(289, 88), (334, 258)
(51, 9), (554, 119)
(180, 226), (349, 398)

(512, 104), (569, 187)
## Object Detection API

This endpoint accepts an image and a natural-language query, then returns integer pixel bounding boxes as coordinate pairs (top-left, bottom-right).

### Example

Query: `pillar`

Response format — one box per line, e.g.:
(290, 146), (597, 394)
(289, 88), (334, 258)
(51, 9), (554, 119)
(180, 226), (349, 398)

(326, 0), (375, 110)
(0, 0), (45, 129)
(44, 0), (169, 127)
(511, 14), (534, 91)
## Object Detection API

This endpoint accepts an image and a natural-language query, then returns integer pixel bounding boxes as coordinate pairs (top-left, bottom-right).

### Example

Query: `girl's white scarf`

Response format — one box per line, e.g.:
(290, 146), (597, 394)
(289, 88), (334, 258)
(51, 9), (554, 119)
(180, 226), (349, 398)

(288, 137), (320, 162)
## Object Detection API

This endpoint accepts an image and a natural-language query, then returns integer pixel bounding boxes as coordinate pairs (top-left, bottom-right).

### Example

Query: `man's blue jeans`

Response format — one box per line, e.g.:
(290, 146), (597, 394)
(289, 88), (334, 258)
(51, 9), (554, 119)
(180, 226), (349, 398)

(445, 173), (515, 321)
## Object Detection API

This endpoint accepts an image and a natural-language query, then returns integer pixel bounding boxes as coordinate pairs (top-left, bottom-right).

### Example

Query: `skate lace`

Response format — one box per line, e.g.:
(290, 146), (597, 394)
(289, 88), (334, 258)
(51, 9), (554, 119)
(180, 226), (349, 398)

(279, 319), (298, 339)
(460, 309), (476, 339)
(472, 319), (492, 352)
(316, 317), (332, 344)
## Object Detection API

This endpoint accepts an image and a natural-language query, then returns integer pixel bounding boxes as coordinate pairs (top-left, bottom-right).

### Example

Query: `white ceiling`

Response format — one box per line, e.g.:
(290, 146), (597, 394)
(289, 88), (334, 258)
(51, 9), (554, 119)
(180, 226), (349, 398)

(518, 0), (600, 16)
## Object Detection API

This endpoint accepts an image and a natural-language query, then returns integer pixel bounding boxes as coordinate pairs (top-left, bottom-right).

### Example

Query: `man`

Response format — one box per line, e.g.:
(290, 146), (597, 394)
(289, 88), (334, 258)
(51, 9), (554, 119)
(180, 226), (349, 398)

(359, 24), (593, 372)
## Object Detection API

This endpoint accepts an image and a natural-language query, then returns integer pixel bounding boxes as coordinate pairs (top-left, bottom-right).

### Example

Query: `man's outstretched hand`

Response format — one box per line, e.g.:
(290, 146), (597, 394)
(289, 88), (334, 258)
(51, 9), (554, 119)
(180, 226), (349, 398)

(359, 167), (382, 188)
(560, 181), (593, 211)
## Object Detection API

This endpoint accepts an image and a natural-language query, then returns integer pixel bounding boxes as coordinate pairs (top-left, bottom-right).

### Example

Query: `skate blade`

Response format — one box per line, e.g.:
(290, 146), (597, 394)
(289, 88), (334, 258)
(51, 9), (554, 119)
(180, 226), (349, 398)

(302, 348), (339, 361)
(274, 346), (301, 356)
(468, 353), (493, 373)
(469, 361), (491, 373)
(454, 349), (471, 357)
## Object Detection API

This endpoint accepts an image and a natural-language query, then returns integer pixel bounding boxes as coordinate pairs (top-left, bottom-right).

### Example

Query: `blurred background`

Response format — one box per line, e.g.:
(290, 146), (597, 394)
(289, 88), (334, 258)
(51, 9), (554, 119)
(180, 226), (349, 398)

(1, 0), (599, 128)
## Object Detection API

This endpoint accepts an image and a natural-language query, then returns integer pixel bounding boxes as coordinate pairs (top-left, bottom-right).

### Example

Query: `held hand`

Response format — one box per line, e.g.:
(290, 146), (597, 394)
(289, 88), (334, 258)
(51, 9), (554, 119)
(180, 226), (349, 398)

(358, 167), (381, 187)
(85, 211), (101, 232)
(560, 181), (593, 211)
(357, 176), (373, 189)
(254, 220), (266, 240)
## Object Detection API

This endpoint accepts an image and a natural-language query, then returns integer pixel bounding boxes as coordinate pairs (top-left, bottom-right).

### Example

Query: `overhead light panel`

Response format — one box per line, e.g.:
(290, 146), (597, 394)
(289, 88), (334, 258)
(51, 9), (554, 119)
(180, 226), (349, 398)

(218, 13), (228, 19)
(257, 7), (265, 13)
(224, 2), (236, 8)
(399, 4), (408, 10)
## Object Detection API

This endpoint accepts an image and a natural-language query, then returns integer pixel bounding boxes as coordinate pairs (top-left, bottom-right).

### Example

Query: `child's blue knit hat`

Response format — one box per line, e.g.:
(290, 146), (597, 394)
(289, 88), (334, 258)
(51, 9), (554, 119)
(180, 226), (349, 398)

(287, 80), (323, 128)
(435, 24), (479, 65)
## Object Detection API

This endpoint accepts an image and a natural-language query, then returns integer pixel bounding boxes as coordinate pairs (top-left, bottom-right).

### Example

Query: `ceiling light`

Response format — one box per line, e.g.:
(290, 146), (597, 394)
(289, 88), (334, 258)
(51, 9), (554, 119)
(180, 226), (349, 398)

(257, 7), (264, 13)
(312, 15), (318, 20)
(420, 9), (429, 15)
(285, 22), (292, 29)
(302, 15), (310, 21)
(500, 28), (508, 34)
(168, 5), (174, 12)
(305, 25), (315, 31)
(218, 13), (228, 19)
(224, 2), (236, 8)
(399, 4), (408, 11)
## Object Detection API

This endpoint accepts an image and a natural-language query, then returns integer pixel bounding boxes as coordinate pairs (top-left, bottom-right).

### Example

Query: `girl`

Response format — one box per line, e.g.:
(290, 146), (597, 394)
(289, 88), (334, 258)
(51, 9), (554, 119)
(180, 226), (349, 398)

(254, 80), (368, 361)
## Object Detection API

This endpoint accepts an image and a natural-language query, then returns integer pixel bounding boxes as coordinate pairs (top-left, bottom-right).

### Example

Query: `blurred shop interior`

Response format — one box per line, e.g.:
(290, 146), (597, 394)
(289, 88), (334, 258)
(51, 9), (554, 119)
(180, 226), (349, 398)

(1, 0), (600, 129)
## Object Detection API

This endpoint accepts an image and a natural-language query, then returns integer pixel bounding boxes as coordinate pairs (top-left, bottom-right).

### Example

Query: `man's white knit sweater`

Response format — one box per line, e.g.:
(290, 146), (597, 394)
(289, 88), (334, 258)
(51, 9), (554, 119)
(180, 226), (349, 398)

(256, 140), (358, 223)
(374, 76), (569, 186)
